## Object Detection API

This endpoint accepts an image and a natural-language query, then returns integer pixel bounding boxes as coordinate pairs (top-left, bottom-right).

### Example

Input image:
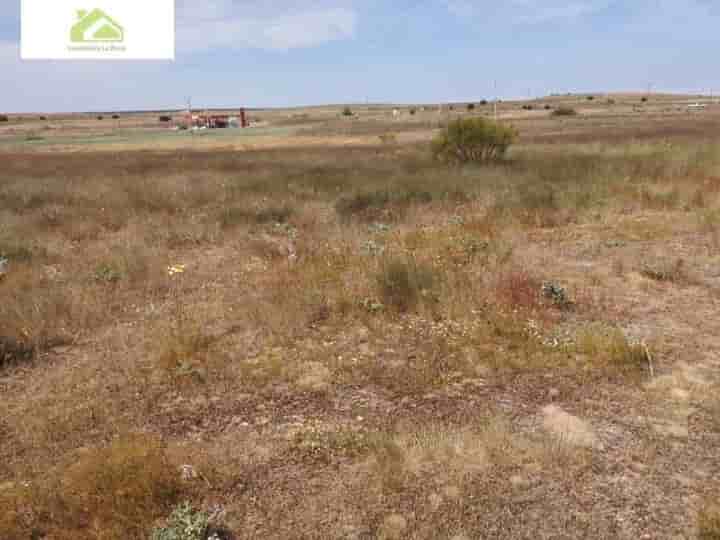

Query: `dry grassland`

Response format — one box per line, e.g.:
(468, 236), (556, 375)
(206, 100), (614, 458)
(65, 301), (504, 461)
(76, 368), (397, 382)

(1, 100), (720, 539)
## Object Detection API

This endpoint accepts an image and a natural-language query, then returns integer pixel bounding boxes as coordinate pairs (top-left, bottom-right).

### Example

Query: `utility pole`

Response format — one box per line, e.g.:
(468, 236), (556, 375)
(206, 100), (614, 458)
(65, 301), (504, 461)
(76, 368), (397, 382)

(494, 80), (498, 121)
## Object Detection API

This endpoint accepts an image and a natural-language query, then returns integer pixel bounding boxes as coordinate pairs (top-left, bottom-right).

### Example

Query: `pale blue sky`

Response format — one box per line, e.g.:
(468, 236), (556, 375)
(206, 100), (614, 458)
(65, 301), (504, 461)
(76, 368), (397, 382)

(2, 1), (719, 112)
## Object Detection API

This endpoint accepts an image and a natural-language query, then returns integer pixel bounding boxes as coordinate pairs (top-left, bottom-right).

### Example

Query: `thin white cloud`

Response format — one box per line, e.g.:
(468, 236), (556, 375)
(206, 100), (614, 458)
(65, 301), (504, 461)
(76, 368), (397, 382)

(176, 1), (357, 51)
(444, 0), (613, 23)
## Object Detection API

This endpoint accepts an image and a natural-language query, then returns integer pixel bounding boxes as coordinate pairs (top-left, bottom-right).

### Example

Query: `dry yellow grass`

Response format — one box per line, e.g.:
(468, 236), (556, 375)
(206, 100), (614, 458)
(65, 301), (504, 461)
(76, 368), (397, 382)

(1, 105), (720, 538)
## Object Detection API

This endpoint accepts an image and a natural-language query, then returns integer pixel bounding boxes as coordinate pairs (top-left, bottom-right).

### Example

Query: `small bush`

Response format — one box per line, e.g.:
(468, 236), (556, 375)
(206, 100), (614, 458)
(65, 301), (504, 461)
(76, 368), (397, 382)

(467, 103), (476, 111)
(0, 114), (8, 122)
(112, 114), (120, 119)
(151, 502), (210, 540)
(409, 107), (417, 115)
(376, 257), (440, 312)
(39, 116), (47, 120)
(586, 95), (595, 101)
(641, 96), (648, 102)
(97, 115), (104, 120)
(574, 325), (650, 373)
(3, 436), (185, 540)
(342, 106), (353, 117)
(480, 100), (488, 106)
(544, 104), (552, 110)
(552, 106), (577, 117)
(159, 115), (173, 122)
(607, 99), (616, 105)
(431, 117), (518, 164)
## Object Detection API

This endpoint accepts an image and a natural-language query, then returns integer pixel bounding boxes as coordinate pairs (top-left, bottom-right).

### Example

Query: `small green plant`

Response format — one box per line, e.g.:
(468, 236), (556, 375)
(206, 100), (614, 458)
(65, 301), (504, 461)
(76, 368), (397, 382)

(541, 281), (572, 309)
(409, 107), (417, 115)
(93, 262), (124, 283)
(341, 106), (353, 117)
(112, 114), (120, 119)
(431, 117), (518, 164)
(467, 103), (476, 111)
(586, 95), (595, 101)
(480, 99), (488, 106)
(97, 115), (104, 120)
(552, 106), (577, 117)
(0, 114), (8, 122)
(641, 96), (648, 102)
(159, 115), (173, 122)
(151, 502), (210, 540)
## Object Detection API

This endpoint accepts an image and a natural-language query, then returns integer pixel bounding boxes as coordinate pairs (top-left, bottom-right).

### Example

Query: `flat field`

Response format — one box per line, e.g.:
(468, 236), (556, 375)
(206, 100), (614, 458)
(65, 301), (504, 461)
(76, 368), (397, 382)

(1, 94), (720, 539)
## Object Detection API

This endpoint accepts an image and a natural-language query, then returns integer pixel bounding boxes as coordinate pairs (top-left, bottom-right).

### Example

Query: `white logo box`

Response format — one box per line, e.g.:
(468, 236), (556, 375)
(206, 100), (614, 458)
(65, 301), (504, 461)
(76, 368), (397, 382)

(21, 0), (175, 60)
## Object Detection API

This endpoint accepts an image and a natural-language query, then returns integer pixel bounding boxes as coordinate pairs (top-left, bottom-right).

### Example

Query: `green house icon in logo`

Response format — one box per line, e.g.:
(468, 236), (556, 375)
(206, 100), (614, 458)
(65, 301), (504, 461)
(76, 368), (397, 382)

(70, 9), (124, 43)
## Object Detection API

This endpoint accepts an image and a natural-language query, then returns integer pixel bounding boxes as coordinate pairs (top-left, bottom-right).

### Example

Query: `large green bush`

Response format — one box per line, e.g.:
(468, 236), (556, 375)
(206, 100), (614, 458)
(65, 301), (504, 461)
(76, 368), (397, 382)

(431, 117), (517, 164)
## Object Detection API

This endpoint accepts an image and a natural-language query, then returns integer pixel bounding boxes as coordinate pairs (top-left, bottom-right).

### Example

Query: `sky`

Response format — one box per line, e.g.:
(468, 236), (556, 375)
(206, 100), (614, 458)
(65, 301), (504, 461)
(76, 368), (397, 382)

(2, 0), (719, 112)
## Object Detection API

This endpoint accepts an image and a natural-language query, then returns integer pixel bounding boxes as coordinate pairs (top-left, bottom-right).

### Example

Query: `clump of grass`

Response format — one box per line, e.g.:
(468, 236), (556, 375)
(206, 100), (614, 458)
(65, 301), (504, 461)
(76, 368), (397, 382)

(336, 188), (436, 222)
(378, 133), (398, 145)
(640, 258), (688, 283)
(699, 497), (720, 540)
(0, 236), (36, 262)
(376, 256), (440, 312)
(552, 106), (578, 117)
(574, 324), (650, 374)
(291, 425), (375, 463)
(1, 436), (183, 540)
(220, 204), (294, 229)
(336, 190), (391, 222)
(93, 261), (124, 284)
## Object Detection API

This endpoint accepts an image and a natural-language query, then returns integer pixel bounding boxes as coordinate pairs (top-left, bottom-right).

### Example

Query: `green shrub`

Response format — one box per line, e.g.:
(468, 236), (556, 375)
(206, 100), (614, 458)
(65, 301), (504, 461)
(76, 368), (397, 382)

(431, 117), (518, 164)
(159, 115), (173, 122)
(467, 103), (476, 111)
(151, 502), (210, 540)
(342, 106), (353, 117)
(0, 114), (8, 122)
(480, 100), (488, 106)
(641, 96), (648, 102)
(552, 106), (577, 117)
(587, 95), (595, 101)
